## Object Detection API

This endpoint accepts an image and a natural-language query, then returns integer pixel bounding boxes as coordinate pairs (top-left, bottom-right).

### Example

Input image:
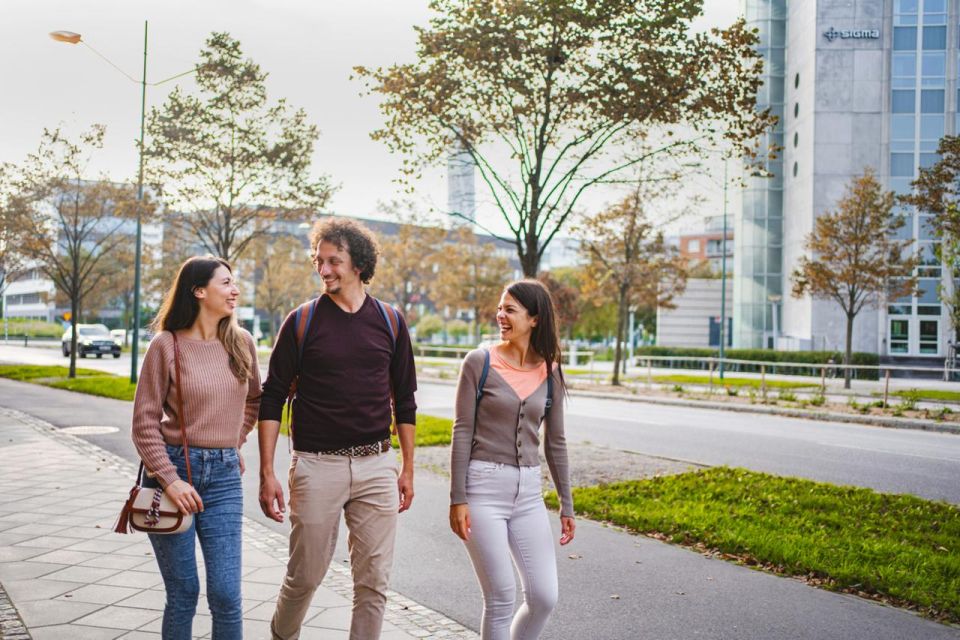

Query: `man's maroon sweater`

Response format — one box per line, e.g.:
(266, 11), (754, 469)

(259, 294), (417, 452)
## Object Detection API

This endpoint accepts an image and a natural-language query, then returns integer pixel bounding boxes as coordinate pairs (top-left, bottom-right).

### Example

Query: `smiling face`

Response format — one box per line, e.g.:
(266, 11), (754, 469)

(194, 265), (239, 319)
(314, 239), (362, 296)
(497, 291), (537, 343)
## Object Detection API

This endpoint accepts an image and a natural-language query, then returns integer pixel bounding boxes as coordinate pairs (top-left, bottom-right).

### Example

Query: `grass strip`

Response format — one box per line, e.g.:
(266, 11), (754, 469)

(0, 364), (107, 381)
(891, 389), (960, 402)
(43, 376), (137, 402)
(278, 412), (453, 448)
(545, 466), (960, 623)
(630, 373), (816, 389)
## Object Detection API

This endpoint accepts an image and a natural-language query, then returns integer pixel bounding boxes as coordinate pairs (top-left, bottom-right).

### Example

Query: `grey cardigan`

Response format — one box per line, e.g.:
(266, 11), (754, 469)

(450, 348), (573, 517)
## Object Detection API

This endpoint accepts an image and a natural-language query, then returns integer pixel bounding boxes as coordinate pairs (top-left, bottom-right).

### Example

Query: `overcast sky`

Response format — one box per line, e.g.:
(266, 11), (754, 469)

(0, 0), (741, 236)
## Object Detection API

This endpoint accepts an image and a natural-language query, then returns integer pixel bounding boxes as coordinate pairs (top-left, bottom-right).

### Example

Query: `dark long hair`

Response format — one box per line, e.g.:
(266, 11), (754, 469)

(151, 256), (253, 381)
(505, 279), (566, 393)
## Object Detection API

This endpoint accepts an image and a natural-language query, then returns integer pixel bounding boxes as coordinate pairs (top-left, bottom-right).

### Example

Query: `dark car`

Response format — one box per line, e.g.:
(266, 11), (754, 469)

(61, 324), (122, 359)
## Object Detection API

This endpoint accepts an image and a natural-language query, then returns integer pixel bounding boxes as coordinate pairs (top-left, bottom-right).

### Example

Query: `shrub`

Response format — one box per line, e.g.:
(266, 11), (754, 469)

(635, 346), (880, 380)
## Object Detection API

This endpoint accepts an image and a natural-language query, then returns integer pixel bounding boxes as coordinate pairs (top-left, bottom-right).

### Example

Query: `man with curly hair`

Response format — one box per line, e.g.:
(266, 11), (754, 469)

(258, 217), (417, 639)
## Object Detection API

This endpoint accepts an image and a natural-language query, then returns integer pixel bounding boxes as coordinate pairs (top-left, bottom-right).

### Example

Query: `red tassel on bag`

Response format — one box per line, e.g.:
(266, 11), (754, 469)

(114, 486), (139, 534)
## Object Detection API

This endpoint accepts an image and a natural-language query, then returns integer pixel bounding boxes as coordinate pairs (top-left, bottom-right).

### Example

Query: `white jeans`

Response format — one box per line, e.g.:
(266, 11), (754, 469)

(463, 460), (559, 640)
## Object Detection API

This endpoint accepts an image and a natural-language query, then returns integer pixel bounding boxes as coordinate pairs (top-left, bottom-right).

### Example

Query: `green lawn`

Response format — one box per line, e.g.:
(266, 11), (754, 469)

(545, 467), (960, 622)
(44, 375), (137, 401)
(632, 373), (817, 390)
(0, 364), (106, 381)
(392, 414), (453, 448)
(890, 389), (960, 402)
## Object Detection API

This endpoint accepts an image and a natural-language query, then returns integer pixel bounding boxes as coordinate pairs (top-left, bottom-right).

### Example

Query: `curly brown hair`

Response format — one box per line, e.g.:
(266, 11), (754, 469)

(309, 217), (380, 283)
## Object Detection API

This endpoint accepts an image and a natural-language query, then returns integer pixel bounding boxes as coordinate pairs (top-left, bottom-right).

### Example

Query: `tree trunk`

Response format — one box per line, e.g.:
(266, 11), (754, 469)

(519, 244), (539, 278)
(612, 286), (628, 386)
(844, 311), (854, 390)
(473, 305), (482, 343)
(69, 299), (79, 379)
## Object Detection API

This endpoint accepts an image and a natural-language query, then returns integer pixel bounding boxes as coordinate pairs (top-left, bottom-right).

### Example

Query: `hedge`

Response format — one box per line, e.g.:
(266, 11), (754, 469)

(635, 346), (880, 380)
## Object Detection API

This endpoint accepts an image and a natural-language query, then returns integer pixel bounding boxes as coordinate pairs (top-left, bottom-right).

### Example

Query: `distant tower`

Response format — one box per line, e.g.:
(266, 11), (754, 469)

(447, 143), (476, 224)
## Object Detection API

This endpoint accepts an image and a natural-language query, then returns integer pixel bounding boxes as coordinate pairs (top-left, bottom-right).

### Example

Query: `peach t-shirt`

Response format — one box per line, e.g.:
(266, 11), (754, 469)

(489, 347), (548, 400)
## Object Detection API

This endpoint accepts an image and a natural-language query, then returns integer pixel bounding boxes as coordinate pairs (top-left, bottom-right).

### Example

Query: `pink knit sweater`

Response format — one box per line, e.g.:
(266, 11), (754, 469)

(131, 330), (262, 488)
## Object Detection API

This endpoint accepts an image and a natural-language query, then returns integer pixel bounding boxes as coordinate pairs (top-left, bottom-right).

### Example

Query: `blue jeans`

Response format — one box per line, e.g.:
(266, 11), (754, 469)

(145, 445), (244, 640)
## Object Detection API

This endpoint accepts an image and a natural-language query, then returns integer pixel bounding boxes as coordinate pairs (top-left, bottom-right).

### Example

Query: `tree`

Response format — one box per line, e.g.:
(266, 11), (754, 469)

(254, 234), (318, 340)
(0, 164), (26, 312)
(356, 0), (775, 276)
(371, 202), (448, 321)
(414, 313), (444, 342)
(902, 135), (960, 342)
(433, 226), (512, 341)
(145, 32), (333, 263)
(792, 169), (919, 389)
(537, 271), (579, 339)
(9, 126), (142, 377)
(577, 188), (688, 385)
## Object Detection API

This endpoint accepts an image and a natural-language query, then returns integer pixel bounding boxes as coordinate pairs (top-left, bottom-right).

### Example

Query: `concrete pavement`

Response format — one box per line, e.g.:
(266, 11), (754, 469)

(0, 407), (475, 639)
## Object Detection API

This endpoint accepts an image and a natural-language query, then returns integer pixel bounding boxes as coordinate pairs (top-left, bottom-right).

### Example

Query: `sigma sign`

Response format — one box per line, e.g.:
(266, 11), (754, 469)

(823, 27), (880, 42)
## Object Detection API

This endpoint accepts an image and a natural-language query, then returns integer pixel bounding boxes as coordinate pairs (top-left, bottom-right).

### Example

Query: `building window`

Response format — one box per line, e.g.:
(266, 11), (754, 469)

(892, 89), (916, 113)
(894, 26), (918, 50)
(687, 239), (701, 253)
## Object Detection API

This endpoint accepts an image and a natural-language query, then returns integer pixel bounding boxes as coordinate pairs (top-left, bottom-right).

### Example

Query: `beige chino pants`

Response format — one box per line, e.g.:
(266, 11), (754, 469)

(271, 449), (399, 640)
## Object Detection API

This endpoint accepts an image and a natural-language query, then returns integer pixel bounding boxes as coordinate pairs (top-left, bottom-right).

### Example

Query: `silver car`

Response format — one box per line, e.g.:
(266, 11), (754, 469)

(61, 324), (122, 358)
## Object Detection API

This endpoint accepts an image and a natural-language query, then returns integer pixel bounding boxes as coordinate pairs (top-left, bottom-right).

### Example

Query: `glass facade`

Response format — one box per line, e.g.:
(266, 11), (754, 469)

(736, 0), (786, 348)
(887, 0), (949, 356)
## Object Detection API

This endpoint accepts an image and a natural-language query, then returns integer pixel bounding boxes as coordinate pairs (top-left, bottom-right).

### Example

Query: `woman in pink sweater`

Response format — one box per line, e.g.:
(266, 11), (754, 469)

(132, 256), (261, 640)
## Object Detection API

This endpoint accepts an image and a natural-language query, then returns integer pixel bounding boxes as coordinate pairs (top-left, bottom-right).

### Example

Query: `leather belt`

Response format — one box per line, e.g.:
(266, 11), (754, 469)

(315, 438), (391, 457)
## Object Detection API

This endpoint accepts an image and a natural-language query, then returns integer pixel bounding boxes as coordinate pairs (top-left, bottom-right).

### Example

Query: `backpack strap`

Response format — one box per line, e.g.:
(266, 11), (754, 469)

(374, 297), (400, 347)
(472, 349), (491, 443)
(373, 297), (401, 432)
(545, 369), (554, 417)
(285, 296), (322, 447)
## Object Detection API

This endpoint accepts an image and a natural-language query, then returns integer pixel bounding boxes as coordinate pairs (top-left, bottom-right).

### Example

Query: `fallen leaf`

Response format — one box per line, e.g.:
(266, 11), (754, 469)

(567, 554), (582, 560)
(610, 594), (620, 600)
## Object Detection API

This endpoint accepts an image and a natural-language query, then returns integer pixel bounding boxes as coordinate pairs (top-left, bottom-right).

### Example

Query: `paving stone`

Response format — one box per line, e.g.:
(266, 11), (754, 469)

(15, 599), (104, 628)
(3, 578), (78, 602)
(113, 590), (165, 611)
(0, 561), (70, 581)
(56, 584), (143, 606)
(30, 623), (125, 639)
(304, 605), (352, 630)
(96, 571), (163, 590)
(13, 536), (84, 551)
(80, 555), (151, 571)
(42, 566), (121, 584)
(71, 606), (160, 631)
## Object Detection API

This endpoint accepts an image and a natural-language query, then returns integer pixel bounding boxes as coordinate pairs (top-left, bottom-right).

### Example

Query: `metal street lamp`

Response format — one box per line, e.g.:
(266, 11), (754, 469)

(50, 23), (195, 383)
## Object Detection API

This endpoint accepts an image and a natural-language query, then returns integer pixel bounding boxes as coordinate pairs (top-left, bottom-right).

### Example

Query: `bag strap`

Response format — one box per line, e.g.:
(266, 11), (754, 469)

(171, 332), (193, 486)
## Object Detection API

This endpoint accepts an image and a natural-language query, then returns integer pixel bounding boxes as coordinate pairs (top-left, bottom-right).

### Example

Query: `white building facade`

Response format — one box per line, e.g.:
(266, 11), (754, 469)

(740, 0), (954, 358)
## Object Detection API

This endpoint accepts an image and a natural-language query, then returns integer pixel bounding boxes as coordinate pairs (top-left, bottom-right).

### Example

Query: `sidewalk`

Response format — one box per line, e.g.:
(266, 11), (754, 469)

(0, 408), (476, 640)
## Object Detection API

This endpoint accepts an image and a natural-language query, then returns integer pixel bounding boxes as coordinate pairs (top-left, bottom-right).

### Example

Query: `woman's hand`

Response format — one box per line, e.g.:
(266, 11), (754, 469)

(559, 516), (576, 545)
(449, 504), (471, 541)
(165, 479), (203, 515)
(238, 450), (246, 476)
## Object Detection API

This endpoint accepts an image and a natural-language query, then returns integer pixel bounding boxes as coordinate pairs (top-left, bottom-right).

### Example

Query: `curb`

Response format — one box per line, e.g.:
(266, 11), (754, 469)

(0, 581), (30, 640)
(421, 376), (960, 435)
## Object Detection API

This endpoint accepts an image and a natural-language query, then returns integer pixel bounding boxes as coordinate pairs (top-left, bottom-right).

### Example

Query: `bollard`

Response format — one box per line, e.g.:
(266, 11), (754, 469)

(761, 364), (767, 402)
(647, 358), (653, 389)
(820, 366), (826, 395)
(883, 369), (890, 408)
(709, 359), (715, 395)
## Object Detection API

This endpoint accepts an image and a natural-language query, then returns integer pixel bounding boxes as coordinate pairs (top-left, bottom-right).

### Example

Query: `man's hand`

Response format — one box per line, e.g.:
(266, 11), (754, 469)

(259, 474), (286, 522)
(165, 479), (203, 515)
(398, 466), (414, 513)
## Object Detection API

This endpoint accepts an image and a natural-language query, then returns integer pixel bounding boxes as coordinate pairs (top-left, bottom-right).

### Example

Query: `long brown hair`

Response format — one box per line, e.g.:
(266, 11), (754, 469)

(505, 279), (566, 393)
(151, 256), (253, 381)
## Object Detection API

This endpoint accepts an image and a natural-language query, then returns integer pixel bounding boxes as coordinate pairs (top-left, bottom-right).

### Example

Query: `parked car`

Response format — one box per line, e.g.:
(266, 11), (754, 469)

(61, 324), (121, 358)
(110, 329), (126, 347)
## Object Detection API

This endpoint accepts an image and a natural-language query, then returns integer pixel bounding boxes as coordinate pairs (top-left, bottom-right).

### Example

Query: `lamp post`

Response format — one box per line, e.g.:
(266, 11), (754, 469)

(50, 24), (195, 383)
(718, 160), (729, 379)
